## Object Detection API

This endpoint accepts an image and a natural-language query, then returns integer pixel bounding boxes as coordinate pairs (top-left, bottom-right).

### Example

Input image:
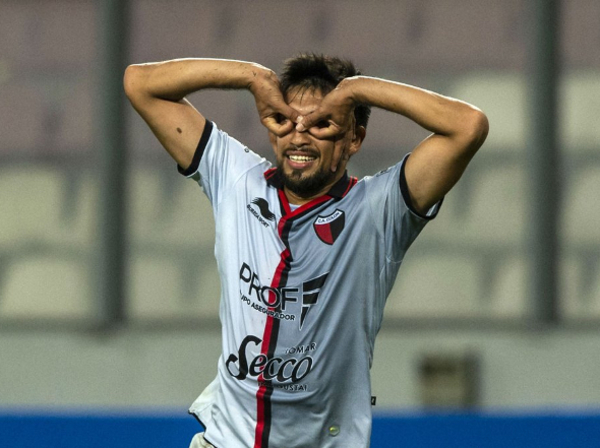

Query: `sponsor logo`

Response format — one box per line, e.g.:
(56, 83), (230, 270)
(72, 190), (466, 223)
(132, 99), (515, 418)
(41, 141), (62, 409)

(247, 198), (275, 228)
(253, 198), (275, 219)
(313, 209), (345, 245)
(299, 272), (328, 329)
(226, 335), (313, 383)
(239, 263), (329, 330)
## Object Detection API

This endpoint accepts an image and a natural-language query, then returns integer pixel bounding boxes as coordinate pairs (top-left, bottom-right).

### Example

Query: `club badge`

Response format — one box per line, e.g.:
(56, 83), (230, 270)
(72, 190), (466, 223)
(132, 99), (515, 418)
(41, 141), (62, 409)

(313, 209), (345, 245)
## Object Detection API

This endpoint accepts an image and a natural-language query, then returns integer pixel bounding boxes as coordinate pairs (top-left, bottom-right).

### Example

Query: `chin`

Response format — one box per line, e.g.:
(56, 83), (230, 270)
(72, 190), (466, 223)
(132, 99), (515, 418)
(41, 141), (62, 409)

(278, 165), (336, 198)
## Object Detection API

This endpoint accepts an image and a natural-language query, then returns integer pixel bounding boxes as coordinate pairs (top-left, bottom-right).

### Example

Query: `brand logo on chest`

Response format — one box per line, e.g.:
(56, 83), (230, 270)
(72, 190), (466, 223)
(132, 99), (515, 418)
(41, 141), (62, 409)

(313, 209), (345, 245)
(247, 197), (275, 227)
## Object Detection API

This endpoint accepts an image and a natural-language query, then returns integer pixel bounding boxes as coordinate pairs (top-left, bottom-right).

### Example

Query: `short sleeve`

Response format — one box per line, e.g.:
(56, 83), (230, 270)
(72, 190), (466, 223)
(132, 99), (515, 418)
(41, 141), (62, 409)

(177, 120), (271, 208)
(364, 153), (442, 263)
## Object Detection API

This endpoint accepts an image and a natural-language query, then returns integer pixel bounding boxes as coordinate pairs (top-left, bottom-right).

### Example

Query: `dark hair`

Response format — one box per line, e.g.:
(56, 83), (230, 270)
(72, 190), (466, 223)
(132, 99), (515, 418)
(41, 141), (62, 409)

(279, 53), (371, 129)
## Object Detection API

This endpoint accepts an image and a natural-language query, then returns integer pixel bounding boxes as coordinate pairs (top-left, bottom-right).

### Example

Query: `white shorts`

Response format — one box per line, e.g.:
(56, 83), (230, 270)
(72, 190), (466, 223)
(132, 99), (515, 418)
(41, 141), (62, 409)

(189, 432), (216, 448)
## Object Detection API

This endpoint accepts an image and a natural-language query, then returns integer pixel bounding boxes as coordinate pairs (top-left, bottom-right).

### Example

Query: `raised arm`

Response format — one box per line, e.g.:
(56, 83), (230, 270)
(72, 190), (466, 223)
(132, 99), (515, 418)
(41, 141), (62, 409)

(124, 58), (299, 169)
(297, 76), (489, 214)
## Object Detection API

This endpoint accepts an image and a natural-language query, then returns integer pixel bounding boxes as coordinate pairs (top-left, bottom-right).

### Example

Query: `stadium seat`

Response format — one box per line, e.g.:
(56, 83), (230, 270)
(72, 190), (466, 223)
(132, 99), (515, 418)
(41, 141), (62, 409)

(0, 167), (64, 248)
(560, 73), (600, 152)
(0, 257), (92, 319)
(127, 109), (166, 158)
(562, 0), (600, 68)
(319, 0), (412, 70)
(563, 166), (600, 245)
(0, 166), (97, 249)
(129, 167), (215, 247)
(450, 164), (527, 246)
(414, 163), (526, 247)
(487, 256), (529, 318)
(0, 3), (28, 64)
(0, 82), (46, 153)
(54, 79), (95, 152)
(127, 253), (220, 320)
(323, 0), (526, 70)
(560, 255), (587, 319)
(131, 0), (220, 62)
(166, 176), (216, 246)
(71, 174), (99, 245)
(360, 107), (431, 160)
(127, 255), (186, 319)
(414, 182), (462, 243)
(128, 91), (245, 158)
(0, 2), (95, 72)
(385, 253), (481, 318)
(212, 0), (324, 69)
(129, 167), (169, 241)
(128, 166), (219, 320)
(450, 73), (526, 152)
(408, 0), (525, 69)
(588, 269), (600, 318)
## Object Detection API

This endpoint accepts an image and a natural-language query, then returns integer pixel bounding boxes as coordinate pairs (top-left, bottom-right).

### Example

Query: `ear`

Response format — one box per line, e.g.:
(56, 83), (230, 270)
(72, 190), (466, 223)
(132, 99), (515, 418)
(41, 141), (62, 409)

(347, 125), (366, 157)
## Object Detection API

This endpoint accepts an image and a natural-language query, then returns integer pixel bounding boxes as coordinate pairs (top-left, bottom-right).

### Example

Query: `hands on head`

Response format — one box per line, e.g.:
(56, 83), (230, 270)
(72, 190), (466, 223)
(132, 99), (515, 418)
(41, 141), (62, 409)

(252, 73), (360, 172)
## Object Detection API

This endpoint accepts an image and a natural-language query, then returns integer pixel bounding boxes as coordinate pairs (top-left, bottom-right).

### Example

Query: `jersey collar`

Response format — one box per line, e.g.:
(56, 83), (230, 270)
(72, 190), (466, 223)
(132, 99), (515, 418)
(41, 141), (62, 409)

(263, 168), (357, 199)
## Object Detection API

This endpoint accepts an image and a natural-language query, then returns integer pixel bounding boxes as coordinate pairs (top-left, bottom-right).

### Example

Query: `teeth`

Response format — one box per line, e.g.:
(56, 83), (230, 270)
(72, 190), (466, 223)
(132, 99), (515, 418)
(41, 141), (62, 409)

(289, 155), (315, 162)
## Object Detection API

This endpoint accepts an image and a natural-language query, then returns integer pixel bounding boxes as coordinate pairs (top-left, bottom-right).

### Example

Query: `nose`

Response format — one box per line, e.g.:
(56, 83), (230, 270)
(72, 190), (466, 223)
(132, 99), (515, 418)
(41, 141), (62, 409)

(289, 127), (312, 146)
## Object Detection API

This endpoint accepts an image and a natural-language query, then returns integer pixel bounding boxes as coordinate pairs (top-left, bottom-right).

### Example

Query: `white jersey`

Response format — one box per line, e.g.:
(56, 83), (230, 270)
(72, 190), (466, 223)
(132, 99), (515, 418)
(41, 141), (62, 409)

(180, 121), (440, 448)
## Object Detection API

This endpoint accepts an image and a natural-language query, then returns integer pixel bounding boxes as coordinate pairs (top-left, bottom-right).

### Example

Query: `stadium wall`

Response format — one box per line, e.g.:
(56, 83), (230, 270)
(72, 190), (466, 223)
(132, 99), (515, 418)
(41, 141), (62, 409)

(2, 329), (600, 410)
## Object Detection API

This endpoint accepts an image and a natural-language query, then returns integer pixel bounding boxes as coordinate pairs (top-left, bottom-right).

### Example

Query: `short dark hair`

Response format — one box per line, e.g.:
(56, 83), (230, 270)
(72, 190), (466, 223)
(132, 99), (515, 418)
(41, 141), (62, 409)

(279, 53), (371, 129)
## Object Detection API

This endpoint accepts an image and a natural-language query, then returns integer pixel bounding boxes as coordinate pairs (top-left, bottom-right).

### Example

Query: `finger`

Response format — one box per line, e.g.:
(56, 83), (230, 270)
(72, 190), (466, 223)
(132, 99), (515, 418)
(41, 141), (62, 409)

(305, 125), (340, 140)
(330, 144), (344, 173)
(262, 117), (294, 137)
(279, 104), (301, 125)
(295, 110), (325, 132)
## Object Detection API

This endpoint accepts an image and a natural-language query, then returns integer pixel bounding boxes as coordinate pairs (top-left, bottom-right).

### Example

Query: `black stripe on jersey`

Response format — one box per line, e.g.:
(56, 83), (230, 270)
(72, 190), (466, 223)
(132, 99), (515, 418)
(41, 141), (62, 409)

(260, 219), (293, 448)
(177, 120), (214, 176)
(302, 272), (328, 292)
(399, 153), (441, 220)
(278, 193), (287, 216)
(260, 194), (335, 447)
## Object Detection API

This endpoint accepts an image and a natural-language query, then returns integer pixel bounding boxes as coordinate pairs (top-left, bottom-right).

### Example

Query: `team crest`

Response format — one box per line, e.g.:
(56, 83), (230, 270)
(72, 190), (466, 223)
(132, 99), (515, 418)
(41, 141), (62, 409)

(313, 209), (345, 245)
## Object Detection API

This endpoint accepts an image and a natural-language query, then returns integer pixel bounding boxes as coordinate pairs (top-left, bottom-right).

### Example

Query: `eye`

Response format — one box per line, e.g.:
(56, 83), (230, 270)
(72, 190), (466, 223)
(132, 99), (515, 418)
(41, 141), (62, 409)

(275, 113), (288, 124)
(316, 120), (329, 129)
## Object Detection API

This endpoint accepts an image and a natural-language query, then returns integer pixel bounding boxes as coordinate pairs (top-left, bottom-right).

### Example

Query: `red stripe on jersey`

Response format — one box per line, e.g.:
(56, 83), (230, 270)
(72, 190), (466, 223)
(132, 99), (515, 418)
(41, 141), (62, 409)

(255, 191), (332, 447)
(254, 245), (291, 448)
(344, 176), (358, 196)
(277, 190), (332, 233)
(264, 168), (277, 180)
(278, 189), (292, 217)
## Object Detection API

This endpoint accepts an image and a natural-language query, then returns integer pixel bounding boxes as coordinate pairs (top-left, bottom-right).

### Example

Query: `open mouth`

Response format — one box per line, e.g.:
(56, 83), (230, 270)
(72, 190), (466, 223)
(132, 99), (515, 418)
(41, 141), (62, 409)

(288, 154), (316, 163)
(285, 150), (319, 170)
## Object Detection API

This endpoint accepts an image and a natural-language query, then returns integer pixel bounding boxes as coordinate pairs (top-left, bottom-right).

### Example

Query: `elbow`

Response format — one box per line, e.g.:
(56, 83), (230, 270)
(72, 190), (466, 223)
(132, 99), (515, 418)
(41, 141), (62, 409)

(462, 107), (489, 154)
(123, 64), (146, 103)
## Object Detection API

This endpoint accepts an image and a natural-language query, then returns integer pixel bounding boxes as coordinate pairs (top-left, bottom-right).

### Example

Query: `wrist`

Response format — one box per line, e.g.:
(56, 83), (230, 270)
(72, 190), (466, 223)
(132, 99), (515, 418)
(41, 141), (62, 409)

(247, 64), (277, 94)
(335, 76), (363, 107)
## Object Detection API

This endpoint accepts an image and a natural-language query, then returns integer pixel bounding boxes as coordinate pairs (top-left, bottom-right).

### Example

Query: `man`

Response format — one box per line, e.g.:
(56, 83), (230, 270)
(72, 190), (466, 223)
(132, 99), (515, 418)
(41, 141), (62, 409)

(124, 54), (488, 448)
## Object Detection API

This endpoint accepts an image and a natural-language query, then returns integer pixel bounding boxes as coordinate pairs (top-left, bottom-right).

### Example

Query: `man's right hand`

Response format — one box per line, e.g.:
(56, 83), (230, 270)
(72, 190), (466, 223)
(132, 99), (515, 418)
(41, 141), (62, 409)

(249, 69), (300, 137)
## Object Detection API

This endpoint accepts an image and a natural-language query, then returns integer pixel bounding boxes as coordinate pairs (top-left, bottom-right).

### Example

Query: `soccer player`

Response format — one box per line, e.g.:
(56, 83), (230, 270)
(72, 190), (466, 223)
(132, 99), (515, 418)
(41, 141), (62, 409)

(124, 54), (488, 448)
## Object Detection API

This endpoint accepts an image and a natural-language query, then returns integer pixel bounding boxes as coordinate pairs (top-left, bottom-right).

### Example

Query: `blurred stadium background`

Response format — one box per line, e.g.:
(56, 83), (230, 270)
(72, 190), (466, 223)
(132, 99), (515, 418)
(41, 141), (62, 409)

(1, 0), (600, 446)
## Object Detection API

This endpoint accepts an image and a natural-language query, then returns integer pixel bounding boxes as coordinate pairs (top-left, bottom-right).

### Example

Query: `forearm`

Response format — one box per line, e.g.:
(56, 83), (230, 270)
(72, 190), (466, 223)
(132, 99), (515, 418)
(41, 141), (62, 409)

(124, 58), (273, 102)
(343, 76), (487, 142)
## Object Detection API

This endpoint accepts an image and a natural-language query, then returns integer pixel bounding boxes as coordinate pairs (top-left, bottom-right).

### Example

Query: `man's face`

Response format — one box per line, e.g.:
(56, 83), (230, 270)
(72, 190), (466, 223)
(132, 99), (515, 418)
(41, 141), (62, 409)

(271, 87), (353, 200)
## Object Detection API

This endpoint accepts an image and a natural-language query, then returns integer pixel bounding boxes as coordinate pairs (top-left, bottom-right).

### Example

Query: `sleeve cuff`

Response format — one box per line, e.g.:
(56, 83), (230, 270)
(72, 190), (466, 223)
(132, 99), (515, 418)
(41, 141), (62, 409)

(177, 120), (214, 177)
(399, 153), (443, 220)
